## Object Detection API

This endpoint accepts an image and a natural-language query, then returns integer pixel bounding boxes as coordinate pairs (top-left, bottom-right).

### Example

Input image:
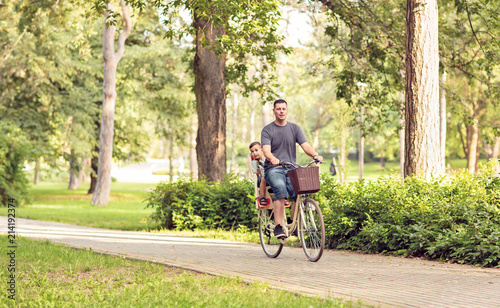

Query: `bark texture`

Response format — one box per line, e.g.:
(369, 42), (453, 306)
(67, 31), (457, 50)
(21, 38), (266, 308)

(92, 0), (132, 205)
(88, 144), (99, 194)
(193, 13), (227, 182)
(404, 0), (443, 178)
(190, 117), (198, 178)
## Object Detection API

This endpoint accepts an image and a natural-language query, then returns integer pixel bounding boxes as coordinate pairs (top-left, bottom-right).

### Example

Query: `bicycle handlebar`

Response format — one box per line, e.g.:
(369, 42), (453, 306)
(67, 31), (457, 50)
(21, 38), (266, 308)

(279, 159), (325, 168)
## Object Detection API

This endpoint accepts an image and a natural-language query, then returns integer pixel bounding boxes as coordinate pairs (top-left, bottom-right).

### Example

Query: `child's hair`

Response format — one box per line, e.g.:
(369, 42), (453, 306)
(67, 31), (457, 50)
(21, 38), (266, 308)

(249, 141), (261, 149)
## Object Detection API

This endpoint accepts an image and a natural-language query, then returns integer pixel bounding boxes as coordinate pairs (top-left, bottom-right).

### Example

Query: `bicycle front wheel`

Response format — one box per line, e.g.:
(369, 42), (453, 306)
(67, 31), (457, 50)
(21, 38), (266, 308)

(258, 208), (283, 258)
(299, 198), (325, 262)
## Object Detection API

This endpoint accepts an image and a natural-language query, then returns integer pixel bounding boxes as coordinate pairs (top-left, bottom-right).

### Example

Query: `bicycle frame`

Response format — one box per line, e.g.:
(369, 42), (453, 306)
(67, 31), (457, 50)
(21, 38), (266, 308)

(256, 160), (320, 241)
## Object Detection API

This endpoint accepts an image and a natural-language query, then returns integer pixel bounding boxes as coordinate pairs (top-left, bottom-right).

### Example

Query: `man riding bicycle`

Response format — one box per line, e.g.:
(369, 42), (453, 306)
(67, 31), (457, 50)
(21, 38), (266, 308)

(261, 99), (323, 239)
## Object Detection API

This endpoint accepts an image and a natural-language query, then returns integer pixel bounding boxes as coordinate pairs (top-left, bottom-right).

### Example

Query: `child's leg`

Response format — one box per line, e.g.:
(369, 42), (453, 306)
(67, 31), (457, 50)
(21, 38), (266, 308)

(260, 178), (267, 198)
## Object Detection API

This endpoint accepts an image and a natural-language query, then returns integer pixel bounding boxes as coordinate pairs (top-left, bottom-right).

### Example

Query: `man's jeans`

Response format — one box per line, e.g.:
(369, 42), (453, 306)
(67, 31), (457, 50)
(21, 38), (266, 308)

(264, 166), (296, 201)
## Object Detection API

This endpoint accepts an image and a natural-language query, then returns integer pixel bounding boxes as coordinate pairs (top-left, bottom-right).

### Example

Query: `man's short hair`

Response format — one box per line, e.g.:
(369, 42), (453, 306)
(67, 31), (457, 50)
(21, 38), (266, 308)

(273, 99), (287, 109)
(249, 141), (261, 149)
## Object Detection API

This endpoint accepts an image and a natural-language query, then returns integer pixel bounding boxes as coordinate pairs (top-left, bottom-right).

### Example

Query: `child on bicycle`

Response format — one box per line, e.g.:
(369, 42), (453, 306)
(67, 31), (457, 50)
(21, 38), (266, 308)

(249, 141), (268, 207)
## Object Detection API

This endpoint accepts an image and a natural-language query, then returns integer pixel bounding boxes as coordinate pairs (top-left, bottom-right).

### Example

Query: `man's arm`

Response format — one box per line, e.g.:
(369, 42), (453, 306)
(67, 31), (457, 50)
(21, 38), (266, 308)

(263, 145), (280, 166)
(300, 142), (324, 161)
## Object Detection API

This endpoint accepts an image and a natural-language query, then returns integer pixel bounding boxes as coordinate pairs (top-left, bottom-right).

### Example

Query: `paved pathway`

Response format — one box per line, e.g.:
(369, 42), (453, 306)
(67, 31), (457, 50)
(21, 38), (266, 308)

(2, 217), (499, 307)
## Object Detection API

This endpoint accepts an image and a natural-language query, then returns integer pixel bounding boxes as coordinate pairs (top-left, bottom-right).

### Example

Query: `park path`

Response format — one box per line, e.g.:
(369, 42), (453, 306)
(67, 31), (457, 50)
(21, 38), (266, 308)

(1, 216), (499, 307)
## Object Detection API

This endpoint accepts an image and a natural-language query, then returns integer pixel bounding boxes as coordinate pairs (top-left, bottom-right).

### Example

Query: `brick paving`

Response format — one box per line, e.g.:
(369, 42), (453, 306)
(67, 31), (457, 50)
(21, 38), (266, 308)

(2, 217), (499, 307)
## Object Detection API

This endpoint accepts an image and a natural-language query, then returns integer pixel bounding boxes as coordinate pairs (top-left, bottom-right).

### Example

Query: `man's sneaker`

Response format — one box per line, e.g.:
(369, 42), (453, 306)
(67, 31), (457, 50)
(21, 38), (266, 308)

(274, 224), (287, 239)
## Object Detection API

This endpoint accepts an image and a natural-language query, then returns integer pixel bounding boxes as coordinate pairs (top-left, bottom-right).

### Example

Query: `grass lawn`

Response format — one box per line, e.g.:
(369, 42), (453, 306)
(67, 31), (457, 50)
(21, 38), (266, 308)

(0, 182), (159, 231)
(0, 236), (364, 307)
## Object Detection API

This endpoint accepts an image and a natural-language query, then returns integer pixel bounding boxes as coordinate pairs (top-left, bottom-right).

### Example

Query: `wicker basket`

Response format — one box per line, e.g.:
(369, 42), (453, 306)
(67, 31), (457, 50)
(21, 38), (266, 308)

(287, 166), (320, 194)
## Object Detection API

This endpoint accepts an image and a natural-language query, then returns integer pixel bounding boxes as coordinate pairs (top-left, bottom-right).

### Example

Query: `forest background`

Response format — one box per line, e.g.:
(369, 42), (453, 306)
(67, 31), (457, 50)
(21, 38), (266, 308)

(1, 0), (499, 206)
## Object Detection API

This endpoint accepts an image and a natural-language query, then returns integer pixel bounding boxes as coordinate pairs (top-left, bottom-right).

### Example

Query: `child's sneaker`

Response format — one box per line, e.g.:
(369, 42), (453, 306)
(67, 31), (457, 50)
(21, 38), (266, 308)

(257, 197), (269, 207)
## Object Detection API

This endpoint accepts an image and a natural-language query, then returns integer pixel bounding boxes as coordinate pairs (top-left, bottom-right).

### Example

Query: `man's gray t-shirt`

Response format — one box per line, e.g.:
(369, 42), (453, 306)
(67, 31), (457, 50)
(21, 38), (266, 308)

(261, 121), (307, 170)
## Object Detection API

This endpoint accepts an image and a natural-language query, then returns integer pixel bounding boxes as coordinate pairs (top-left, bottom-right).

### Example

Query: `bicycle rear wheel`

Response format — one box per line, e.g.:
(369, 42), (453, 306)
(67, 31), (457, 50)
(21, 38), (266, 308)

(258, 208), (283, 258)
(299, 198), (325, 262)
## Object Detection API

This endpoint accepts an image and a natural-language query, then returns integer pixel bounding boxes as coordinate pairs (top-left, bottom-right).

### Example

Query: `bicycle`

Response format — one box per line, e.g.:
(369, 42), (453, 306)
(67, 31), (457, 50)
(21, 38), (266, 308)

(256, 159), (325, 262)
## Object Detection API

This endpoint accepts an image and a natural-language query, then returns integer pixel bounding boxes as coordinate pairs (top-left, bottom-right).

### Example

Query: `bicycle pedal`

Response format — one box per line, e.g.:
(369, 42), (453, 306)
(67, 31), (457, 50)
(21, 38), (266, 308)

(280, 237), (288, 244)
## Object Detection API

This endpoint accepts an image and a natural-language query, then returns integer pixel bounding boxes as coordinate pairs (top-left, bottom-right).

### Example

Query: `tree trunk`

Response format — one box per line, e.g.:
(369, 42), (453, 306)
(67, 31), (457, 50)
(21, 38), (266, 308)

(262, 102), (270, 127)
(440, 71), (447, 171)
(466, 121), (480, 173)
(92, 0), (132, 206)
(190, 117), (198, 178)
(168, 140), (174, 183)
(88, 144), (99, 195)
(467, 96), (488, 173)
(230, 92), (239, 171)
(250, 92), (257, 142)
(68, 170), (80, 190)
(313, 120), (320, 152)
(492, 137), (500, 160)
(193, 12), (227, 182)
(404, 0), (442, 178)
(339, 125), (347, 184)
(79, 158), (90, 184)
(492, 137), (500, 176)
(68, 149), (81, 190)
(34, 157), (40, 185)
(68, 155), (80, 190)
(359, 106), (364, 180)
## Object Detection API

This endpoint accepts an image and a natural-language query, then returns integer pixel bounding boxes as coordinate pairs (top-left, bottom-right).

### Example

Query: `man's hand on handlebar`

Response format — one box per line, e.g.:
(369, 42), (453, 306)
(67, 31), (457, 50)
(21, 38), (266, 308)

(270, 157), (280, 166)
(313, 155), (324, 162)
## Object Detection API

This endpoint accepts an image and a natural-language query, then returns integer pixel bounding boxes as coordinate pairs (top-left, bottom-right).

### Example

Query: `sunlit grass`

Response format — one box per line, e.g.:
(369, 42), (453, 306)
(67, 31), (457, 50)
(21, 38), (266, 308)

(0, 236), (366, 307)
(0, 182), (158, 231)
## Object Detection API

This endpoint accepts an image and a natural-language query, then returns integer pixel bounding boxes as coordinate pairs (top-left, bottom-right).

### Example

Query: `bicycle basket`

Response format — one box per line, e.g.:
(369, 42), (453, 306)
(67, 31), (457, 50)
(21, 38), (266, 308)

(287, 166), (320, 194)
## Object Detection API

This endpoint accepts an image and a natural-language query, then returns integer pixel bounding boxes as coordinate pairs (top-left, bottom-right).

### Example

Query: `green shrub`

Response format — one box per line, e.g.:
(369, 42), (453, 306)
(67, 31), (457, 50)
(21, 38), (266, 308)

(316, 161), (500, 267)
(0, 122), (31, 206)
(145, 174), (257, 231)
(145, 162), (500, 267)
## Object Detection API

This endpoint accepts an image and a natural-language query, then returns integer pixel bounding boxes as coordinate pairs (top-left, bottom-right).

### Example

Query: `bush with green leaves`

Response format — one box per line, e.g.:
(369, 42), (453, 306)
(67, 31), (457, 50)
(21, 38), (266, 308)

(315, 161), (500, 267)
(145, 174), (257, 231)
(0, 122), (31, 206)
(146, 162), (500, 267)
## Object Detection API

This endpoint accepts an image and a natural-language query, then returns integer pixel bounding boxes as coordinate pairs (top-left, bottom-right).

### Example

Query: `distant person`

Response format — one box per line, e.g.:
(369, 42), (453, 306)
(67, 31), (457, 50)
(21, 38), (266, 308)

(261, 99), (323, 239)
(330, 159), (337, 176)
(178, 157), (184, 176)
(249, 141), (268, 206)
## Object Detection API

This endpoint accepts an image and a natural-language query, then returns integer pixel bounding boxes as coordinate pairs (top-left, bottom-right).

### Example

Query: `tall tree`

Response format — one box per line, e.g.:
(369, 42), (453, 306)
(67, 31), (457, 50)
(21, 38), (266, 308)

(92, 0), (132, 206)
(158, 0), (288, 181)
(439, 0), (500, 173)
(404, 0), (443, 177)
(192, 6), (227, 181)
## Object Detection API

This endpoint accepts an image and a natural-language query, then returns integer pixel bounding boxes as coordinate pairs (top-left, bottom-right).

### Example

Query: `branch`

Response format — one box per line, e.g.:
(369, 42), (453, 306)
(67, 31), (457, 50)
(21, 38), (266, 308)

(442, 59), (490, 85)
(115, 0), (132, 60)
(465, 3), (491, 59)
(0, 27), (27, 66)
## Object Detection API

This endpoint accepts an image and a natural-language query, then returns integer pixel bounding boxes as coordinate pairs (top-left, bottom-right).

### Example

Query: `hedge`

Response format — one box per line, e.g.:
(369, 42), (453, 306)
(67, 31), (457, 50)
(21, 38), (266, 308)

(145, 162), (500, 267)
